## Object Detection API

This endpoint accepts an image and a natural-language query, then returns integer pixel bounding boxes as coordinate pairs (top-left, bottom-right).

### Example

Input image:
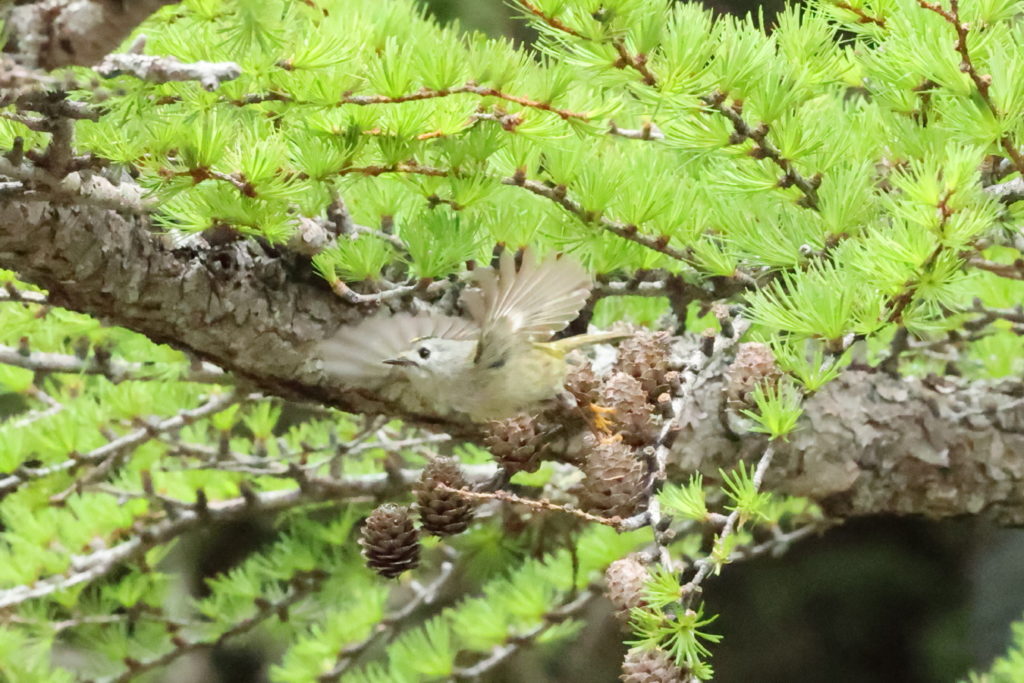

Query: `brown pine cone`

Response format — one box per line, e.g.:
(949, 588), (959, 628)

(615, 329), (671, 401)
(565, 359), (602, 407)
(484, 415), (543, 474)
(725, 342), (782, 406)
(580, 436), (647, 518)
(621, 647), (687, 683)
(601, 372), (656, 446)
(360, 504), (420, 578)
(416, 457), (475, 537)
(605, 554), (650, 626)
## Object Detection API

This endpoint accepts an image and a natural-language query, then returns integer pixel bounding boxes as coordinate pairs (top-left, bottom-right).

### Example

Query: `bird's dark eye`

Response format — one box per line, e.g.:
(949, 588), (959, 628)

(418, 346), (431, 360)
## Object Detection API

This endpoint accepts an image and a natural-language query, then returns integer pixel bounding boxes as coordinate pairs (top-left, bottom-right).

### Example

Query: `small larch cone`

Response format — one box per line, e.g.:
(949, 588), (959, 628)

(615, 329), (671, 401)
(621, 646), (687, 683)
(360, 504), (420, 578)
(485, 414), (544, 474)
(601, 372), (656, 446)
(564, 358), (602, 407)
(725, 342), (782, 406)
(580, 436), (647, 519)
(416, 457), (475, 537)
(605, 554), (651, 627)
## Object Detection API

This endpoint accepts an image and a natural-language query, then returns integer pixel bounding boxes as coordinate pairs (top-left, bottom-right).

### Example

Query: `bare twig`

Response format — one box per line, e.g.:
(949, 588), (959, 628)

(0, 283), (47, 304)
(436, 483), (623, 528)
(96, 52), (242, 91)
(967, 256), (1024, 280)
(966, 300), (1024, 326)
(0, 154), (150, 213)
(984, 176), (1024, 204)
(0, 344), (227, 383)
(608, 121), (665, 140)
(326, 278), (449, 306)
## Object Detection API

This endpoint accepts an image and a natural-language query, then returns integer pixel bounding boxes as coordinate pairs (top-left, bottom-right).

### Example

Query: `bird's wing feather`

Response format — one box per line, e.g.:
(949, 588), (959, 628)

(318, 312), (479, 387)
(462, 247), (591, 343)
(462, 247), (591, 370)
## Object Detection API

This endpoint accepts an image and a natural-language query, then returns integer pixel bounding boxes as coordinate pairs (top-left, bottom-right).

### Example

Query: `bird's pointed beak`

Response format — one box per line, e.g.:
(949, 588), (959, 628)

(383, 358), (416, 367)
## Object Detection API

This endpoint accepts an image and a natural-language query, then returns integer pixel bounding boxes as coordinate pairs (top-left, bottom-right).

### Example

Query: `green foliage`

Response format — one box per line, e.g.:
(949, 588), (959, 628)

(629, 570), (721, 678)
(659, 473), (709, 521)
(2, 0), (1024, 677)
(721, 460), (774, 522)
(741, 380), (805, 439)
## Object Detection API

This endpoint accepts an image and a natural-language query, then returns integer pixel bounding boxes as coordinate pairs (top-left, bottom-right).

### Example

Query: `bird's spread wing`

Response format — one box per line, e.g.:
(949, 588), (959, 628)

(318, 312), (479, 387)
(461, 246), (591, 348)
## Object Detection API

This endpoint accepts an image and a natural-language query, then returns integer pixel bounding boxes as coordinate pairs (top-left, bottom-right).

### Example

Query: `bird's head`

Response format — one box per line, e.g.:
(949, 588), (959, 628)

(384, 337), (475, 381)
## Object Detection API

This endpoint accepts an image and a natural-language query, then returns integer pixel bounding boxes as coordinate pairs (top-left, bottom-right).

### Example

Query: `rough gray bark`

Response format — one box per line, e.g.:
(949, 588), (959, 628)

(4, 0), (177, 69)
(1, 0), (1022, 526)
(675, 368), (1024, 525)
(2, 193), (1024, 523)
(0, 197), (368, 410)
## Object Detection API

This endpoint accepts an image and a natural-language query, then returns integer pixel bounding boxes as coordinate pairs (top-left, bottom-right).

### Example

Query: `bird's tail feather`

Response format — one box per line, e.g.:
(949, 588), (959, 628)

(543, 330), (631, 353)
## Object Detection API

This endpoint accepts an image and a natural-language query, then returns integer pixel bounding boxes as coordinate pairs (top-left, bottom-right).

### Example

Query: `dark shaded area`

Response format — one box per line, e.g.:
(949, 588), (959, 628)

(706, 518), (975, 683)
(489, 518), (1024, 682)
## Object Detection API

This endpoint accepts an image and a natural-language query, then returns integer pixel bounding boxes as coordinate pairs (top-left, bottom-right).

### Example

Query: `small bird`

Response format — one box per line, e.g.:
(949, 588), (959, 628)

(319, 247), (626, 421)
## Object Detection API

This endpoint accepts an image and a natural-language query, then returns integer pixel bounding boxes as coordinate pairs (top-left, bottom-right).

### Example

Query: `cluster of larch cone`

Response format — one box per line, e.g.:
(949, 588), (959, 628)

(358, 327), (782, 682)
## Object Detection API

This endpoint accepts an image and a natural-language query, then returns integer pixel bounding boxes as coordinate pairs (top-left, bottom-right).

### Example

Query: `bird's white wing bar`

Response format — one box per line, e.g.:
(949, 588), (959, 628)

(318, 312), (479, 387)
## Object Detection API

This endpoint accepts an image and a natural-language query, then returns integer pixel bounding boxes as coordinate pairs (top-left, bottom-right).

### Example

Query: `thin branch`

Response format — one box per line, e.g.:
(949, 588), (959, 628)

(513, 1), (657, 86)
(681, 444), (776, 601)
(0, 462), (496, 611)
(0, 392), (248, 497)
(436, 483), (623, 528)
(729, 522), (829, 563)
(515, 0), (584, 37)
(96, 51), (242, 92)
(452, 587), (600, 680)
(967, 256), (1024, 280)
(334, 162), (449, 178)
(502, 174), (692, 262)
(9, 385), (65, 429)
(317, 560), (457, 681)
(611, 39), (657, 87)
(326, 279), (449, 306)
(608, 121), (665, 140)
(0, 154), (150, 213)
(0, 344), (227, 384)
(966, 300), (1024, 326)
(916, 0), (1024, 175)
(340, 83), (590, 121)
(100, 570), (325, 683)
(832, 1), (888, 27)
(0, 283), (47, 304)
(702, 92), (821, 209)
(984, 176), (1024, 204)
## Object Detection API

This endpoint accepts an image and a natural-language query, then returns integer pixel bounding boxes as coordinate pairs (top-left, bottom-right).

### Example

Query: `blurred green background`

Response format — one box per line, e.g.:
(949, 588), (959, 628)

(411, 1), (1024, 681)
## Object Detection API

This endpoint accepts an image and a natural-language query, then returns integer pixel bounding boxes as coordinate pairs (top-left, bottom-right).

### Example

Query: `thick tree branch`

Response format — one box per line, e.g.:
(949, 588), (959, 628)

(4, 0), (176, 70)
(672, 365), (1024, 524)
(2, 191), (1024, 523)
